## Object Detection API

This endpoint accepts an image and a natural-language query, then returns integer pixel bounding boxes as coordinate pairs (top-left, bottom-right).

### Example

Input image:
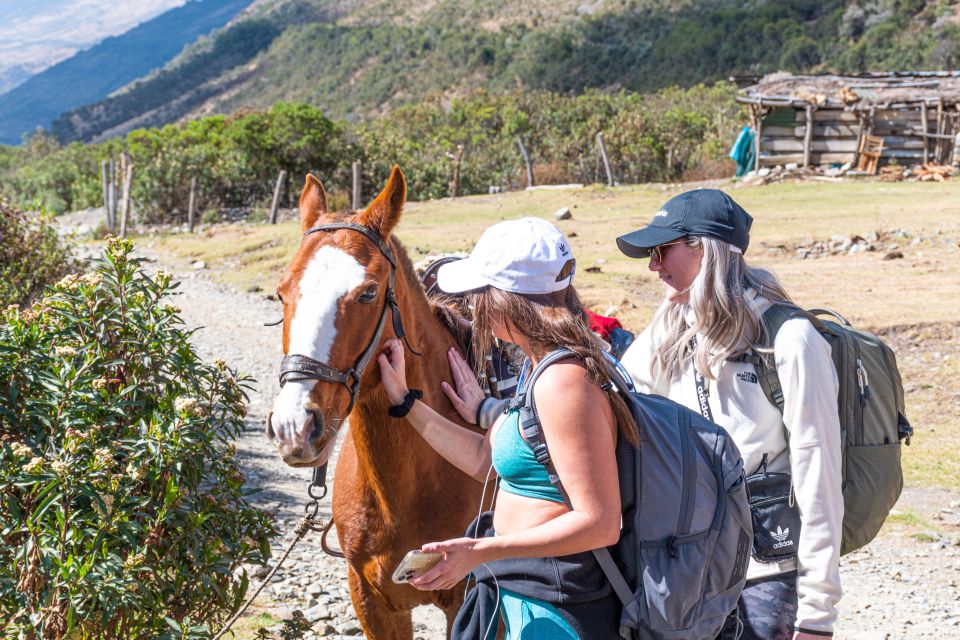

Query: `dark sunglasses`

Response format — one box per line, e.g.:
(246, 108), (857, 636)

(649, 238), (689, 263)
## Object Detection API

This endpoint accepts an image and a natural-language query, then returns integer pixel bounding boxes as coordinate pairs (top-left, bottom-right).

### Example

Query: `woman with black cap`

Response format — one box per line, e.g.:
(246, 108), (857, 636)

(616, 189), (843, 640)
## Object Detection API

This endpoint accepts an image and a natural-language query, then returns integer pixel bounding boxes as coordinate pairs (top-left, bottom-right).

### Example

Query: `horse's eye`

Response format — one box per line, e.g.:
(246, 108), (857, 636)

(359, 285), (378, 303)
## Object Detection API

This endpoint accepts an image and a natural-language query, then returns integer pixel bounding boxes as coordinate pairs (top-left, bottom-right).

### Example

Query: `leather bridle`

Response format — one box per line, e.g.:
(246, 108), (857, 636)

(278, 222), (420, 417)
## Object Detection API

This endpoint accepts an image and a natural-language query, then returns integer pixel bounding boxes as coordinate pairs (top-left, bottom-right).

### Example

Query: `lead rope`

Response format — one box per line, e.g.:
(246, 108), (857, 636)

(212, 467), (333, 640)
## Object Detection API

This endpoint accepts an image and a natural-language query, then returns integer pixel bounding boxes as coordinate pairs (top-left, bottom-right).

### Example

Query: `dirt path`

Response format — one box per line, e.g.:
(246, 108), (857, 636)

(135, 239), (959, 640)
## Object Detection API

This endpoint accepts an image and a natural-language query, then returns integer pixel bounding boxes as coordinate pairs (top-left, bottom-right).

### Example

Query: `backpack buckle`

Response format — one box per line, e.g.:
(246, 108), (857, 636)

(532, 443), (551, 465)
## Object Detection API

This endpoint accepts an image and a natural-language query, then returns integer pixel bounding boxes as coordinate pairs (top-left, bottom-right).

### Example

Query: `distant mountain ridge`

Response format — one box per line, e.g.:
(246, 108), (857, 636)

(0, 0), (253, 145)
(11, 0), (960, 145)
(0, 0), (189, 96)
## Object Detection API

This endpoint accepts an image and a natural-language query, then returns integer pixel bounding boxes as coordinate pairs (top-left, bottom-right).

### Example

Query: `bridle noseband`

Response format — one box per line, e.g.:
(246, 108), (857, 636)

(278, 222), (420, 417)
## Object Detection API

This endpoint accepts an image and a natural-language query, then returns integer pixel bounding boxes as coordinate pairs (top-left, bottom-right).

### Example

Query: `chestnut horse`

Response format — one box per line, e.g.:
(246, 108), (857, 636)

(268, 166), (484, 638)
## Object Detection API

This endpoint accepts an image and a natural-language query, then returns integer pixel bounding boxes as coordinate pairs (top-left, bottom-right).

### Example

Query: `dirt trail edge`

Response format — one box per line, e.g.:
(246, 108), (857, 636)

(139, 242), (958, 640)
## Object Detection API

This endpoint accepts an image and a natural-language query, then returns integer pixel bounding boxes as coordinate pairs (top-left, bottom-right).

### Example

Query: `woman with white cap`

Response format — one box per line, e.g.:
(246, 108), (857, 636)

(616, 189), (843, 640)
(378, 217), (635, 639)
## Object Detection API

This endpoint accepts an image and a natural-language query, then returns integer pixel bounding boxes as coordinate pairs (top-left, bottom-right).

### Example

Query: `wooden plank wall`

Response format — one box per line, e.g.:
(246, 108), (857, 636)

(758, 106), (949, 168)
(759, 108), (860, 167)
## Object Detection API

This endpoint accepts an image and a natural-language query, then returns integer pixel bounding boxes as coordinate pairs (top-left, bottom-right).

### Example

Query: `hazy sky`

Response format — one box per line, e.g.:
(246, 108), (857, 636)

(0, 0), (188, 83)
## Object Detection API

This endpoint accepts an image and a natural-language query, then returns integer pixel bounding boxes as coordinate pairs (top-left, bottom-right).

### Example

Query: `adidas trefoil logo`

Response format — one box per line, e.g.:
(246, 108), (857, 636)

(654, 209), (670, 218)
(772, 525), (793, 549)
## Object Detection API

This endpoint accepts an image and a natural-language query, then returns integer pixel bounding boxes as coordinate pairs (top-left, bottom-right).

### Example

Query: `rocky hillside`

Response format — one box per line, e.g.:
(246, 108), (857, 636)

(17, 0), (960, 144)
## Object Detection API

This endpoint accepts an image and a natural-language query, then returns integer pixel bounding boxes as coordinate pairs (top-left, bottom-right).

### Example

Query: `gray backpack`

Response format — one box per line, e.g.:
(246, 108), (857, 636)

(736, 303), (913, 555)
(516, 350), (751, 640)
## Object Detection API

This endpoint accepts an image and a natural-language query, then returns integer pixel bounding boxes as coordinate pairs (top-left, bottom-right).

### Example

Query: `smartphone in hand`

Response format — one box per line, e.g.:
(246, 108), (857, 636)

(391, 550), (443, 584)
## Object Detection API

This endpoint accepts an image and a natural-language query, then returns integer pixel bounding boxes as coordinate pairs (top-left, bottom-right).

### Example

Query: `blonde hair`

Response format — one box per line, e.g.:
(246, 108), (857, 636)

(469, 284), (639, 446)
(652, 236), (792, 381)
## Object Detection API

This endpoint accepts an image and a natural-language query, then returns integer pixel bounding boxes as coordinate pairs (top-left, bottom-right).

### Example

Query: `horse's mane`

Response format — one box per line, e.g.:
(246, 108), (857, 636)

(389, 235), (472, 356)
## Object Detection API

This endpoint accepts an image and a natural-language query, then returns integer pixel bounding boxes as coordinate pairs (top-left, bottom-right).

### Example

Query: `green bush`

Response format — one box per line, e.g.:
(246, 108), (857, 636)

(2, 133), (108, 214)
(0, 199), (79, 308)
(0, 237), (275, 639)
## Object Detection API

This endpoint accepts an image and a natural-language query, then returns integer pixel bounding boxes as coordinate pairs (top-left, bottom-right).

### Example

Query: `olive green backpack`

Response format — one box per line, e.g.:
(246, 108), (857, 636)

(737, 303), (913, 555)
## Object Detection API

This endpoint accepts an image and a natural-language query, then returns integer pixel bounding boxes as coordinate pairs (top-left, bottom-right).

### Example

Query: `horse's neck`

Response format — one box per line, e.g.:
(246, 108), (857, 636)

(348, 269), (465, 506)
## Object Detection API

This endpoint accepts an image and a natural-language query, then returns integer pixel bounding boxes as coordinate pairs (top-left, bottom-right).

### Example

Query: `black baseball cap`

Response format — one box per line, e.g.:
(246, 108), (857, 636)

(616, 189), (754, 258)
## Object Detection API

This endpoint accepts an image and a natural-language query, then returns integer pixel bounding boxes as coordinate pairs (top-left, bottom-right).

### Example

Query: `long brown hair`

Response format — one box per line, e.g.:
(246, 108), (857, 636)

(468, 283), (639, 446)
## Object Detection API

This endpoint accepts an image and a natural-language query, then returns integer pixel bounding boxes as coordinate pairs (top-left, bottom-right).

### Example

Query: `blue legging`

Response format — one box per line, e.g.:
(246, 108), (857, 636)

(499, 588), (580, 640)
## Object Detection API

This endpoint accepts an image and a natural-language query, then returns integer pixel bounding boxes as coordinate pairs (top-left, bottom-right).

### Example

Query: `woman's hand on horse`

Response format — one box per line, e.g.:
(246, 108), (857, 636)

(377, 339), (409, 405)
(441, 347), (485, 424)
(408, 537), (483, 592)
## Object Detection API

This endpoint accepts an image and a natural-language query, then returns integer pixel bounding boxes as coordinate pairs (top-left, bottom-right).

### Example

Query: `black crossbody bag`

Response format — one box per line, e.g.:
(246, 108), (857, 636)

(693, 355), (800, 563)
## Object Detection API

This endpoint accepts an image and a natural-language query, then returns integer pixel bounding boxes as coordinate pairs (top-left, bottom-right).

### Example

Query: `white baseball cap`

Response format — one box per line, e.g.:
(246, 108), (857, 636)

(436, 217), (576, 294)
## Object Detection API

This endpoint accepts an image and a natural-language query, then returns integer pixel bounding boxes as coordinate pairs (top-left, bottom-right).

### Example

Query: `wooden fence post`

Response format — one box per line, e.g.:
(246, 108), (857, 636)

(446, 144), (464, 197)
(108, 158), (117, 231)
(516, 137), (534, 188)
(269, 170), (287, 224)
(596, 132), (614, 186)
(188, 177), (197, 233)
(119, 155), (134, 238)
(921, 102), (929, 165)
(352, 161), (362, 210)
(100, 160), (110, 229)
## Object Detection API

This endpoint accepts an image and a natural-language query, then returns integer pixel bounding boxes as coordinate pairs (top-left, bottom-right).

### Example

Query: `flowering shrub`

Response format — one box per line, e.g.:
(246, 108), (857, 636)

(0, 238), (275, 639)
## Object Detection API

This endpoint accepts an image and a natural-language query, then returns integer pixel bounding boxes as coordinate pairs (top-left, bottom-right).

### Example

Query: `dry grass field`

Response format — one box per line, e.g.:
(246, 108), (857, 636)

(153, 178), (960, 493)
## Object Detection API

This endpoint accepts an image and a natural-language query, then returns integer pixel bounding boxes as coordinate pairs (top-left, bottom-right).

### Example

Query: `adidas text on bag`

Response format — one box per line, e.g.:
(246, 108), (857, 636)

(515, 350), (752, 640)
(742, 303), (913, 556)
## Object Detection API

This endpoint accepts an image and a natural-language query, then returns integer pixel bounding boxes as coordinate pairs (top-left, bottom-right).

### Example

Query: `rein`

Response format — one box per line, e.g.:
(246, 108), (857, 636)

(278, 222), (421, 416)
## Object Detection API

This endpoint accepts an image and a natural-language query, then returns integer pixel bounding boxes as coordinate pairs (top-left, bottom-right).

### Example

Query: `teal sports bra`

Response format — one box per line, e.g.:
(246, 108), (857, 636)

(491, 409), (565, 504)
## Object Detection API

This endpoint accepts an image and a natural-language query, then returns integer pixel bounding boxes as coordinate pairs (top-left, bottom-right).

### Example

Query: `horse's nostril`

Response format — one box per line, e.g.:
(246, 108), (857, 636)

(266, 412), (276, 441)
(308, 411), (324, 442)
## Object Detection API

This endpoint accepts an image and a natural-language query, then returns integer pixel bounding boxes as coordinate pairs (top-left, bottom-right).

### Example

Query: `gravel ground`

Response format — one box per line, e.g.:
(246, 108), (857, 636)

(127, 237), (959, 640)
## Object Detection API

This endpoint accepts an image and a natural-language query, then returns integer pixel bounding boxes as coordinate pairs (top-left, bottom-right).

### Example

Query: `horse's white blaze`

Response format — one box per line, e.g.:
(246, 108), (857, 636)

(271, 246), (367, 446)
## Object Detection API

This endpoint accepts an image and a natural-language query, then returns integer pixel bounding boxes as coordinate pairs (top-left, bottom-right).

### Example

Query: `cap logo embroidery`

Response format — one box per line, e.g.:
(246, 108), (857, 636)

(558, 242), (569, 256)
(654, 209), (670, 218)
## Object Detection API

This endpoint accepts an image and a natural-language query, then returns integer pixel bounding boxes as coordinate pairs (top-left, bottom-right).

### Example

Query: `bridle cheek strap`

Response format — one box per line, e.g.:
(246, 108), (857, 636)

(278, 222), (420, 417)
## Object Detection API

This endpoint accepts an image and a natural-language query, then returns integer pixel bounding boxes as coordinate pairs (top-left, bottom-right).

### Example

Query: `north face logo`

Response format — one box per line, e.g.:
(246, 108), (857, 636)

(772, 526), (793, 549)
(737, 371), (758, 384)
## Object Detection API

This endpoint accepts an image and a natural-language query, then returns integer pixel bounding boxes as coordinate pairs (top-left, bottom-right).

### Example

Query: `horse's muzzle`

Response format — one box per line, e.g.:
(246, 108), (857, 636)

(267, 409), (331, 467)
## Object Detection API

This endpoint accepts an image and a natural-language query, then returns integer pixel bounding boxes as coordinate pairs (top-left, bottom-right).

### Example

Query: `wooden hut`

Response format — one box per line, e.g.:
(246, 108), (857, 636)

(737, 72), (960, 172)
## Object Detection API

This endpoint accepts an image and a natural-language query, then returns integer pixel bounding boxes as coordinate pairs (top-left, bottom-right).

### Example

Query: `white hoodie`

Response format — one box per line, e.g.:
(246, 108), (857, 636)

(620, 290), (843, 635)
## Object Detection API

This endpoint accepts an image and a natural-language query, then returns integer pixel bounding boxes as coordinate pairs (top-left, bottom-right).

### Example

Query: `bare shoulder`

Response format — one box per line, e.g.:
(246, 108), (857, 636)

(531, 358), (613, 430)
(531, 357), (593, 399)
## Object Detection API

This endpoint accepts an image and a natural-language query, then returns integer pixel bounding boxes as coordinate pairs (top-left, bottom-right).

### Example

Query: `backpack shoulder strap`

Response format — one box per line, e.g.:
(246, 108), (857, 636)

(516, 348), (577, 486)
(748, 302), (825, 413)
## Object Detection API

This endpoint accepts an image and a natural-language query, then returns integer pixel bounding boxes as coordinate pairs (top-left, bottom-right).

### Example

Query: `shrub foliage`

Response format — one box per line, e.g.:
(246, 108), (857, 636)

(0, 198), (79, 309)
(0, 238), (275, 639)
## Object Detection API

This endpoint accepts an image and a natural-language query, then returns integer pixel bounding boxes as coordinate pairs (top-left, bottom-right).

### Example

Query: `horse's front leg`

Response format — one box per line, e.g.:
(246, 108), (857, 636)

(347, 563), (413, 640)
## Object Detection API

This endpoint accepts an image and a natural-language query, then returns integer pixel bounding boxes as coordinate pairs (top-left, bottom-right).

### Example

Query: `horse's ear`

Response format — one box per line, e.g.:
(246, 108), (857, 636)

(300, 174), (328, 232)
(360, 165), (406, 238)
